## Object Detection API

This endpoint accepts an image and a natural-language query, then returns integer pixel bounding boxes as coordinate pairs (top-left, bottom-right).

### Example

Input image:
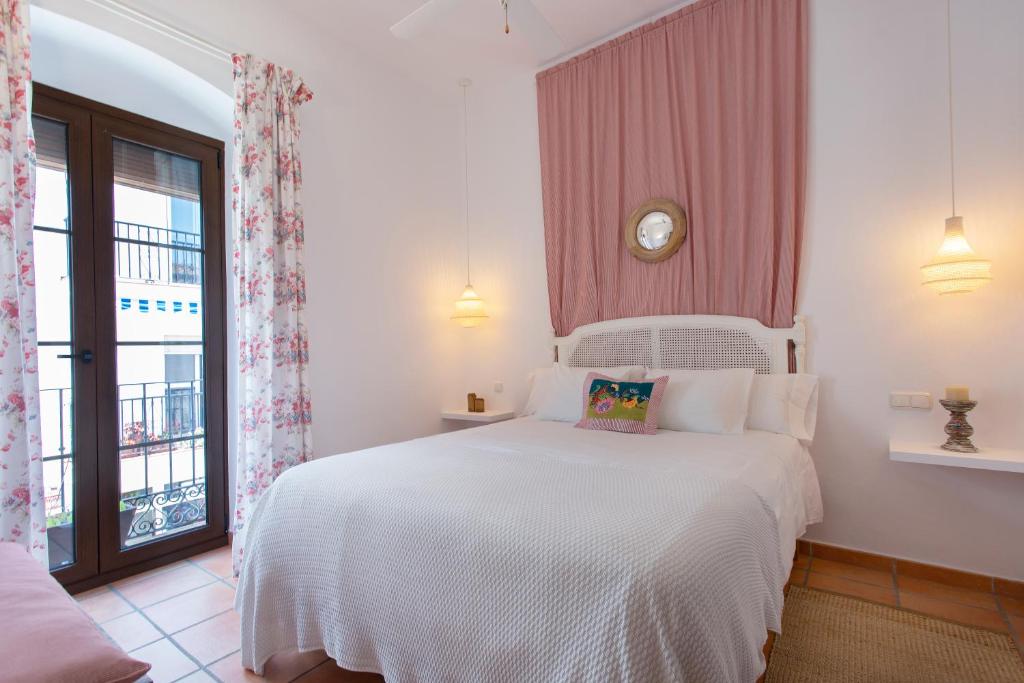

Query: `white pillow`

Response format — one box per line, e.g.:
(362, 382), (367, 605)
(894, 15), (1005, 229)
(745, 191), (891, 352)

(526, 364), (647, 422)
(746, 373), (819, 443)
(653, 368), (755, 435)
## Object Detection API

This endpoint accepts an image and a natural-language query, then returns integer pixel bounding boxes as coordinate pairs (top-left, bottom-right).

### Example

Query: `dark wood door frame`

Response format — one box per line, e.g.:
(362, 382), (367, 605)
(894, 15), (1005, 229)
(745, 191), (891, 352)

(91, 113), (228, 575)
(34, 83), (228, 593)
(34, 91), (100, 588)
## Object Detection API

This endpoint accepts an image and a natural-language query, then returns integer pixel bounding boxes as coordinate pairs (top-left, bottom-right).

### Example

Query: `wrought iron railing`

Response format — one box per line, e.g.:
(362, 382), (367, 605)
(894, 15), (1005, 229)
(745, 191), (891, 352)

(41, 381), (207, 544)
(119, 379), (205, 449)
(40, 387), (74, 523)
(121, 482), (207, 539)
(115, 220), (201, 285)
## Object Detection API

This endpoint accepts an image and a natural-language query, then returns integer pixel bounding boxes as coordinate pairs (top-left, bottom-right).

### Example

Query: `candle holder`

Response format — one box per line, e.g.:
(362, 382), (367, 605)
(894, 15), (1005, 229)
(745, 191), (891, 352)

(939, 399), (978, 453)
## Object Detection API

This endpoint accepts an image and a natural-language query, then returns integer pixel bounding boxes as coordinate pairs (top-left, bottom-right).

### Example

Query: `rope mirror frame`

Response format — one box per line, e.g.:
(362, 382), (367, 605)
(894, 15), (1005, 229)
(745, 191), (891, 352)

(624, 198), (687, 263)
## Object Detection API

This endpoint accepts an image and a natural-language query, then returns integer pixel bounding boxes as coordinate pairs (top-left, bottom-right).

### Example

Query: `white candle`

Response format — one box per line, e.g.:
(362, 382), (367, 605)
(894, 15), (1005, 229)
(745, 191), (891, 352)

(945, 385), (970, 401)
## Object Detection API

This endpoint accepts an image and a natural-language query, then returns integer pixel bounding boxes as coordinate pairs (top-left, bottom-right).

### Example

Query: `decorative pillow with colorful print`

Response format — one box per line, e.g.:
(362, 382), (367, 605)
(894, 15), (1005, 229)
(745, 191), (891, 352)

(575, 372), (669, 435)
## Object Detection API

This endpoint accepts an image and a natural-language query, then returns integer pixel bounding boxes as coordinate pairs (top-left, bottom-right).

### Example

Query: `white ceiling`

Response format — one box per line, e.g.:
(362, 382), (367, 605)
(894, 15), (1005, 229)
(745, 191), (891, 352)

(116, 0), (692, 91)
(294, 0), (687, 84)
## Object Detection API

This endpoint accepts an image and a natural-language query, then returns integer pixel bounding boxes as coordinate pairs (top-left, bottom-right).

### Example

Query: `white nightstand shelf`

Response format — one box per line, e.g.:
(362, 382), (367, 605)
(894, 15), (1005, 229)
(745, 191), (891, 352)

(889, 440), (1024, 474)
(442, 410), (516, 423)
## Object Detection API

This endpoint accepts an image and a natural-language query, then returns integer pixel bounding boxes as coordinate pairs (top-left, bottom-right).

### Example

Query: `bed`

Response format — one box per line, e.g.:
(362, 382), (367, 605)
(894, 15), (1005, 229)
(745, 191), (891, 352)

(237, 315), (823, 682)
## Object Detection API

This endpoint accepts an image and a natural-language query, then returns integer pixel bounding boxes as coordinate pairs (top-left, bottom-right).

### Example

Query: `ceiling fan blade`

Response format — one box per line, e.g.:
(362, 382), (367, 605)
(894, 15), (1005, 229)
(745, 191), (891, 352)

(390, 0), (466, 40)
(506, 0), (565, 62)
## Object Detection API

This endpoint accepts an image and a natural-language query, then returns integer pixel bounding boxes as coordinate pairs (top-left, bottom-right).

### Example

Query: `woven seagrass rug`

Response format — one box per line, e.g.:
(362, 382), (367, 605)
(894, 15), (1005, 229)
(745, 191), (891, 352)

(766, 586), (1024, 682)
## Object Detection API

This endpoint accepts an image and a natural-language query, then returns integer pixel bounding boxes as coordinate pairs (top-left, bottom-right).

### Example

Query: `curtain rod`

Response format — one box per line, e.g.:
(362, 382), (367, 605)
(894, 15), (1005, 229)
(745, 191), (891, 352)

(78, 0), (233, 64)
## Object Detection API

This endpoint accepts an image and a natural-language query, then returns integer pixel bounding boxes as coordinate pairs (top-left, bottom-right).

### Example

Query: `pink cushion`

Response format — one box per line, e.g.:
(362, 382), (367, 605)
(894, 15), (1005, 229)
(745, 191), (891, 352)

(0, 542), (151, 683)
(575, 372), (669, 435)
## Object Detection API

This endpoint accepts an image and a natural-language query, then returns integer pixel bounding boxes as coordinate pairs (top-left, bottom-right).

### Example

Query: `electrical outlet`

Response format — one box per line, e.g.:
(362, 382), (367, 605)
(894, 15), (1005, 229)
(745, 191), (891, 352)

(494, 381), (504, 394)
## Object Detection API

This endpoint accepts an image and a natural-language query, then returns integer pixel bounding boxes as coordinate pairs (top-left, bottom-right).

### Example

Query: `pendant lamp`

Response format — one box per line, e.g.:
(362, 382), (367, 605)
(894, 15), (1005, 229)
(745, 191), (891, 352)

(452, 78), (489, 326)
(920, 0), (992, 294)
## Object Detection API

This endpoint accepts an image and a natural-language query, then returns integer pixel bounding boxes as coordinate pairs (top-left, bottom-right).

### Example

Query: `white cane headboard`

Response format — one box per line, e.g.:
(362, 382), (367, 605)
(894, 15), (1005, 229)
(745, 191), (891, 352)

(554, 315), (806, 374)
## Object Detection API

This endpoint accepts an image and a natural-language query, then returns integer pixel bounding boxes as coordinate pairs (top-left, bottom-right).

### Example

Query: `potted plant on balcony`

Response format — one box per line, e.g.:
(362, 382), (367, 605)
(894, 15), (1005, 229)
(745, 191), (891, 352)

(121, 422), (152, 459)
(118, 501), (137, 547)
(45, 510), (73, 564)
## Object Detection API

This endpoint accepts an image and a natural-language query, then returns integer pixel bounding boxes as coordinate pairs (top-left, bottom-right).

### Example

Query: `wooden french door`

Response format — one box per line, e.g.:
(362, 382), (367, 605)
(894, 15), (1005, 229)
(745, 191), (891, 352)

(33, 84), (227, 590)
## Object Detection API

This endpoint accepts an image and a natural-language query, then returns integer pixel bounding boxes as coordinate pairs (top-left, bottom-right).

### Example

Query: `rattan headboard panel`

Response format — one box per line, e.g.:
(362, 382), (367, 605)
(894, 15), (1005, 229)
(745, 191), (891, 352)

(658, 327), (772, 374)
(556, 315), (806, 375)
(567, 328), (654, 368)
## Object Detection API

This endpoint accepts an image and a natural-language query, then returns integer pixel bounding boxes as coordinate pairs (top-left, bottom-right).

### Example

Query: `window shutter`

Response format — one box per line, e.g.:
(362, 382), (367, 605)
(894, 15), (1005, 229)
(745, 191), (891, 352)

(113, 138), (201, 202)
(34, 116), (68, 171)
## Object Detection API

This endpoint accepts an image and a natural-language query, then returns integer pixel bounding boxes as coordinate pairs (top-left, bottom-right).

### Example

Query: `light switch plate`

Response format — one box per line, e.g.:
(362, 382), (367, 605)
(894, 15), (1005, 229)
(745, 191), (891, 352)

(891, 391), (931, 409)
(890, 392), (912, 408)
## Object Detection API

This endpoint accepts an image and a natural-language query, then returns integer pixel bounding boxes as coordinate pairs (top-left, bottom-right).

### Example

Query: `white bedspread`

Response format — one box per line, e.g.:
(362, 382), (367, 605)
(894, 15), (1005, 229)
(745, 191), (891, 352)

(236, 419), (822, 682)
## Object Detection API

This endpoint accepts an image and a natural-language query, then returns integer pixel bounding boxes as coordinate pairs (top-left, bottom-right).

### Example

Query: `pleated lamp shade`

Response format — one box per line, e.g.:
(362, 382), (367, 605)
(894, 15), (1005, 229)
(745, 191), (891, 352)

(451, 284), (488, 327)
(920, 216), (992, 294)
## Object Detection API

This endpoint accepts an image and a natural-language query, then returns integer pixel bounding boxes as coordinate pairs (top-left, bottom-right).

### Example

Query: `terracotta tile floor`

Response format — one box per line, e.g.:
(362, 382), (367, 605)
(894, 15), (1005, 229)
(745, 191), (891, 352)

(789, 553), (1024, 663)
(78, 546), (1023, 681)
(79, 546), (382, 683)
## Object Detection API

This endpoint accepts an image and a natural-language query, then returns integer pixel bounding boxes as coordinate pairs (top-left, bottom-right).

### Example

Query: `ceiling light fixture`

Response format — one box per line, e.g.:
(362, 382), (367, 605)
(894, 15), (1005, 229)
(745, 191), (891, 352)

(921, 0), (992, 294)
(451, 78), (489, 328)
(389, 0), (563, 62)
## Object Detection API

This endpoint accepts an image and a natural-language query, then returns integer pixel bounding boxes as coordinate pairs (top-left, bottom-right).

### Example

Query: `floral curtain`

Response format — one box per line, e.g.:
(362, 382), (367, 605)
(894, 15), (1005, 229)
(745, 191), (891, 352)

(0, 0), (43, 562)
(231, 54), (314, 572)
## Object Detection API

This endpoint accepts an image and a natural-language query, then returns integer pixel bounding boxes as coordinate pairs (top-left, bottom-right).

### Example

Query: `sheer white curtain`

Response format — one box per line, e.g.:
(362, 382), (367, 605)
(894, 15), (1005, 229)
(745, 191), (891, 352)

(0, 0), (44, 562)
(230, 54), (314, 573)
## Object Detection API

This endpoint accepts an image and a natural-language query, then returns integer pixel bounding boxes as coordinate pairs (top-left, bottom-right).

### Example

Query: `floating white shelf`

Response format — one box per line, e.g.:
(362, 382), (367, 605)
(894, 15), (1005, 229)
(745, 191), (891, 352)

(889, 440), (1024, 474)
(441, 410), (516, 423)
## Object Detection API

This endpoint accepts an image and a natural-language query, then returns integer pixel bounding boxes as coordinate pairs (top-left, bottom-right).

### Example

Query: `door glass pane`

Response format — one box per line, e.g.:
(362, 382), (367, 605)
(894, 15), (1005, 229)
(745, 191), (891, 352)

(34, 231), (73, 341)
(32, 115), (76, 570)
(113, 138), (207, 549)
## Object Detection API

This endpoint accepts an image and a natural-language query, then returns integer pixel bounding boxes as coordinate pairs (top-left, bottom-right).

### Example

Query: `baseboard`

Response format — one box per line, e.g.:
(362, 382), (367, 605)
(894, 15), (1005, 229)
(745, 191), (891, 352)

(798, 539), (1024, 598)
(63, 535), (228, 595)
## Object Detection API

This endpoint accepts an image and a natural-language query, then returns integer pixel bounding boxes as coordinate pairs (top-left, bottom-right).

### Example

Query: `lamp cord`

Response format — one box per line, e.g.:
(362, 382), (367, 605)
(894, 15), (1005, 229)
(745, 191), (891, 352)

(462, 81), (471, 284)
(946, 0), (956, 217)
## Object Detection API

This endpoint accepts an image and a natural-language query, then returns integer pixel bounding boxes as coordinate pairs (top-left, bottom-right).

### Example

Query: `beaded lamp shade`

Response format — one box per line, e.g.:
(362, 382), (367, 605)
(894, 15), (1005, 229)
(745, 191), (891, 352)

(452, 284), (488, 327)
(921, 217), (992, 294)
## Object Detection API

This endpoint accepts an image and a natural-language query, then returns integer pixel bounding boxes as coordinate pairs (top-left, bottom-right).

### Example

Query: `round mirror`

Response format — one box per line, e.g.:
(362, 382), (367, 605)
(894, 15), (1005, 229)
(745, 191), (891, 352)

(625, 199), (687, 263)
(636, 211), (674, 250)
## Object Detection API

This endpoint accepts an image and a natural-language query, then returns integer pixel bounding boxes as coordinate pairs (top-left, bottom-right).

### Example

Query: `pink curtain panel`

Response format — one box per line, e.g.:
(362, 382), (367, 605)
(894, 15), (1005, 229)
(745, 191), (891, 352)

(536, 0), (807, 337)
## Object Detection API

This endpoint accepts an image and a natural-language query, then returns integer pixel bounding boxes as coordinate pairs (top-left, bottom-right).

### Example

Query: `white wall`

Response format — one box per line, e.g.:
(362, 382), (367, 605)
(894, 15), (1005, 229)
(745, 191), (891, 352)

(31, 8), (231, 140)
(446, 74), (552, 418)
(297, 57), (465, 453)
(461, 0), (1024, 579)
(798, 0), (1024, 579)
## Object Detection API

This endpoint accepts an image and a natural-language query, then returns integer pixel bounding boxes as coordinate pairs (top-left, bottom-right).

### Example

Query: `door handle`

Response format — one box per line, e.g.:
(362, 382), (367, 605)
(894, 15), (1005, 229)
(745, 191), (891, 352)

(57, 349), (94, 364)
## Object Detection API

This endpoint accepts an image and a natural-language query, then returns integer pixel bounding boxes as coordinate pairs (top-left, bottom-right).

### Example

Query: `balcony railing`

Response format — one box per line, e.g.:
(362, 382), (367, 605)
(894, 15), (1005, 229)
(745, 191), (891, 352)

(115, 221), (201, 285)
(41, 381), (207, 549)
(119, 379), (205, 454)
